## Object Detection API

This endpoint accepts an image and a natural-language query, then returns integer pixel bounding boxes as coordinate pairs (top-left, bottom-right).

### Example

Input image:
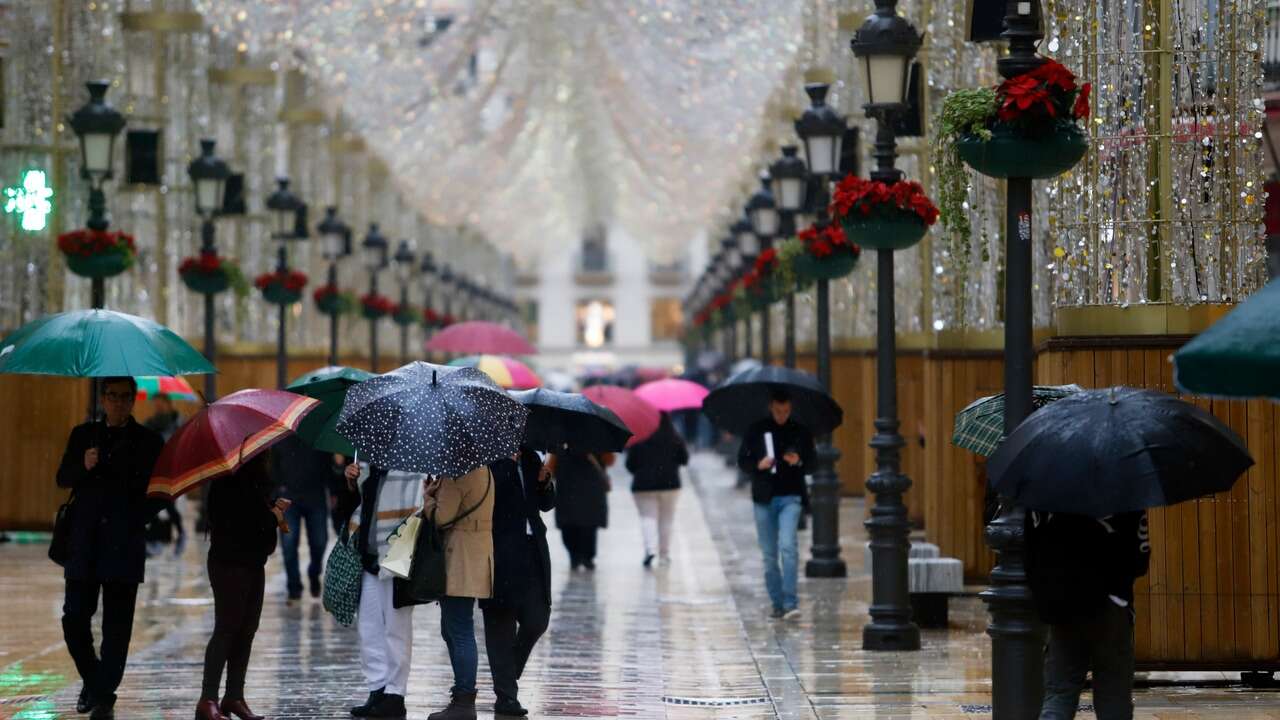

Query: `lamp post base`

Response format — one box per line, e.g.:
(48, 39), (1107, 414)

(803, 556), (848, 578)
(805, 441), (847, 578)
(863, 620), (922, 651)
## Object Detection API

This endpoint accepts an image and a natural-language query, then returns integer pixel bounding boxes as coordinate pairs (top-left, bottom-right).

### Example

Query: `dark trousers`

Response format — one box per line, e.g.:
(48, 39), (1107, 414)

(482, 547), (551, 706)
(560, 526), (598, 565)
(62, 579), (139, 704)
(281, 500), (328, 596)
(1040, 601), (1136, 720)
(202, 559), (265, 701)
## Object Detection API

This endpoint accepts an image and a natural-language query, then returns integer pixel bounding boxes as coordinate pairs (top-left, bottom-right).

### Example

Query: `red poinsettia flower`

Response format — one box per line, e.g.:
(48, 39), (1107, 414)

(313, 284), (340, 302)
(1028, 59), (1077, 92)
(1073, 82), (1092, 120)
(359, 293), (395, 315)
(57, 229), (137, 258)
(830, 175), (939, 227)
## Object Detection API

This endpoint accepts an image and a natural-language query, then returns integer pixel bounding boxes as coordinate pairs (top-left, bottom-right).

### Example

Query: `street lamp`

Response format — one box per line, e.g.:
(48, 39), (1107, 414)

(852, 0), (925, 653)
(361, 223), (388, 371)
(265, 177), (304, 389)
(719, 236), (741, 362)
(733, 216), (759, 360)
(186, 138), (230, 402)
(794, 82), (848, 580)
(317, 206), (351, 366)
(393, 239), (417, 364)
(438, 264), (456, 324)
(420, 250), (437, 346)
(770, 145), (808, 369)
(746, 176), (778, 364)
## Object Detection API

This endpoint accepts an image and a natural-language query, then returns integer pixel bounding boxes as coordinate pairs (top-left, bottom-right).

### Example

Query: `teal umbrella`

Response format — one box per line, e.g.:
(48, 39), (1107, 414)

(1174, 280), (1280, 398)
(285, 365), (375, 455)
(952, 384), (1083, 457)
(0, 309), (214, 377)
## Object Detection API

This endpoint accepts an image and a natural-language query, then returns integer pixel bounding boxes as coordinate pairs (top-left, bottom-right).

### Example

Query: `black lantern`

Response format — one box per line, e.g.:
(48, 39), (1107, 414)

(746, 176), (779, 239)
(67, 80), (127, 186)
(851, 0), (925, 108)
(731, 217), (759, 262)
(438, 264), (455, 295)
(393, 240), (417, 285)
(187, 139), (230, 219)
(794, 84), (847, 177)
(420, 251), (437, 284)
(769, 145), (808, 213)
(361, 223), (389, 271)
(719, 236), (741, 279)
(265, 177), (303, 239)
(317, 206), (350, 261)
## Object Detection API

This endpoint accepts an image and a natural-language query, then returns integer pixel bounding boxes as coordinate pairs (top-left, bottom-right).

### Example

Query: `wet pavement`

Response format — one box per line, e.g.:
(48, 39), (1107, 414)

(1, 451), (1278, 719)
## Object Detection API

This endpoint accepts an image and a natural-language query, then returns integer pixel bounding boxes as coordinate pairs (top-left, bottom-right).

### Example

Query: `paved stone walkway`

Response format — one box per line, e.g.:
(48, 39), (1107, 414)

(1, 451), (1278, 719)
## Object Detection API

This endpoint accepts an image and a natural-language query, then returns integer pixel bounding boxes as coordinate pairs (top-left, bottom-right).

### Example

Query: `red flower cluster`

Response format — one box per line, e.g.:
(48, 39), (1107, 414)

(830, 176), (939, 226)
(313, 284), (340, 302)
(996, 59), (1091, 126)
(440, 313), (458, 327)
(360, 293), (395, 315)
(692, 309), (711, 327)
(179, 253), (226, 276)
(254, 270), (308, 292)
(423, 308), (442, 325)
(57, 229), (136, 258)
(798, 223), (860, 260)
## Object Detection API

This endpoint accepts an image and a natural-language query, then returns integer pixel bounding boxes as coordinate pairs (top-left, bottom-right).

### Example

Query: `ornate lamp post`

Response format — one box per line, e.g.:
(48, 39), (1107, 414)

(187, 139), (230, 402)
(746, 175), (779, 364)
(393, 239), (417, 365)
(67, 80), (127, 311)
(361, 224), (388, 371)
(438, 264), (456, 324)
(851, 0), (924, 651)
(795, 82), (849, 579)
(769, 145), (808, 369)
(419, 250), (437, 346)
(731, 218), (757, 359)
(718, 237), (740, 362)
(265, 177), (304, 389)
(317, 206), (351, 367)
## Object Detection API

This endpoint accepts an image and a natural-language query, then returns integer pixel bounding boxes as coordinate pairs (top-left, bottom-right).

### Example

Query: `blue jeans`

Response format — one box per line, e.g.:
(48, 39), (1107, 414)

(439, 596), (478, 694)
(280, 500), (329, 597)
(753, 495), (802, 611)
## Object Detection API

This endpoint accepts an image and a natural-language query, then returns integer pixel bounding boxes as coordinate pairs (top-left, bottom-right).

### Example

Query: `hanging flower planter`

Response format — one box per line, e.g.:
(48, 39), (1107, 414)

(743, 248), (783, 309)
(422, 308), (443, 328)
(829, 175), (938, 252)
(58, 229), (136, 279)
(360, 293), (395, 320)
(957, 121), (1089, 180)
(255, 270), (308, 306)
(179, 253), (241, 296)
(393, 303), (419, 327)
(791, 224), (861, 282)
(313, 285), (353, 316)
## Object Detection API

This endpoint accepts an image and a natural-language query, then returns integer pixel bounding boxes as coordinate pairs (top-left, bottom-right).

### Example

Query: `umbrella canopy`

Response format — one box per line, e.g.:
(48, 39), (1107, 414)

(285, 365), (376, 456)
(1174, 279), (1280, 398)
(510, 388), (632, 453)
(0, 309), (215, 377)
(448, 354), (541, 389)
(424, 321), (537, 355)
(701, 365), (843, 436)
(581, 385), (661, 447)
(730, 358), (762, 377)
(634, 378), (710, 412)
(952, 384), (1084, 457)
(335, 361), (528, 477)
(135, 375), (200, 403)
(988, 386), (1254, 517)
(147, 389), (320, 499)
(540, 368), (580, 393)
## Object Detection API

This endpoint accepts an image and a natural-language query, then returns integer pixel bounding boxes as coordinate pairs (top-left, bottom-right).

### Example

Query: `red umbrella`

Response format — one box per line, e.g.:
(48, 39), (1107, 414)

(425, 321), (537, 355)
(581, 385), (660, 447)
(147, 389), (320, 499)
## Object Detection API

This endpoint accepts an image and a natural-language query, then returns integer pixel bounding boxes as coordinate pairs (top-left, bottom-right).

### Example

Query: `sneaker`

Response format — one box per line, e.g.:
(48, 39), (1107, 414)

(769, 607), (785, 619)
(643, 553), (655, 568)
(88, 701), (114, 720)
(781, 607), (801, 621)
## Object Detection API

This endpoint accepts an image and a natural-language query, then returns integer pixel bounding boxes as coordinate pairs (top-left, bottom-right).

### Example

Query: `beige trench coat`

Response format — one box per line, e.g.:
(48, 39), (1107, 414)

(424, 465), (495, 599)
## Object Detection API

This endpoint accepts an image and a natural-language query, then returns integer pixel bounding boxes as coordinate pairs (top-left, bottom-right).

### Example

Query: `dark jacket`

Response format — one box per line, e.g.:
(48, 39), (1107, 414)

(483, 450), (555, 608)
(737, 417), (816, 505)
(1025, 510), (1151, 625)
(271, 434), (333, 508)
(552, 452), (609, 529)
(56, 419), (165, 583)
(206, 460), (279, 567)
(143, 410), (182, 441)
(625, 417), (689, 492)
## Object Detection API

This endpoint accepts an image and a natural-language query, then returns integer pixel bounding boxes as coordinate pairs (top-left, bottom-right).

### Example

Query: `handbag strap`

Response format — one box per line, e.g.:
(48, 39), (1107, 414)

(435, 469), (493, 531)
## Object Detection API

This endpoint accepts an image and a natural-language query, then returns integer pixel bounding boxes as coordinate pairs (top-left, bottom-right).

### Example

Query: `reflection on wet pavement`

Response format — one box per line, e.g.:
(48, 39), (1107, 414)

(1, 451), (1277, 718)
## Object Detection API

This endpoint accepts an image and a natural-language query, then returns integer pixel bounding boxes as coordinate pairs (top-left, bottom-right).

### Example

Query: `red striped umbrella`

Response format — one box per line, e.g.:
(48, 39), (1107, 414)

(582, 385), (660, 447)
(425, 321), (537, 355)
(147, 389), (319, 499)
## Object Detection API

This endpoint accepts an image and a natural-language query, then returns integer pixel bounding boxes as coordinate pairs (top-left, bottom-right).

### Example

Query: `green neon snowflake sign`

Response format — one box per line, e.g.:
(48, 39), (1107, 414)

(3, 169), (54, 232)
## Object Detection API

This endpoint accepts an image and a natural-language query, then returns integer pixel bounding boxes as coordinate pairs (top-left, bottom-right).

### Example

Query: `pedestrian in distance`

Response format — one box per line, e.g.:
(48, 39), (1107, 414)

(481, 447), (555, 719)
(737, 388), (815, 621)
(55, 376), (165, 720)
(548, 451), (612, 571)
(195, 451), (289, 720)
(423, 465), (496, 720)
(271, 434), (332, 604)
(1027, 509), (1150, 720)
(142, 392), (187, 557)
(624, 413), (688, 568)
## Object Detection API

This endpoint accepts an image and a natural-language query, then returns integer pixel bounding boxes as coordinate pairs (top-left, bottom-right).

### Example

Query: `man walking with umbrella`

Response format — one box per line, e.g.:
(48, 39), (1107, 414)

(56, 377), (165, 719)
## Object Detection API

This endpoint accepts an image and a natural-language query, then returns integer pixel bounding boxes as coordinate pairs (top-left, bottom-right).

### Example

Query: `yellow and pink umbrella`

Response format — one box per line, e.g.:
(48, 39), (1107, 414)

(447, 355), (541, 390)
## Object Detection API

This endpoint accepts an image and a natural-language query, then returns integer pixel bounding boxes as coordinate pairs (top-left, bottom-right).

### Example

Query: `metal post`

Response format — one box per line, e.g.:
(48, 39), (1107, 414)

(784, 294), (797, 368)
(200, 219), (217, 402)
(399, 283), (410, 365)
(982, 2), (1048, 716)
(760, 301), (771, 365)
(805, 272), (847, 577)
(369, 272), (380, 372)
(743, 313), (754, 359)
(276, 244), (288, 390)
(725, 308), (737, 364)
(327, 262), (340, 367)
(86, 186), (109, 419)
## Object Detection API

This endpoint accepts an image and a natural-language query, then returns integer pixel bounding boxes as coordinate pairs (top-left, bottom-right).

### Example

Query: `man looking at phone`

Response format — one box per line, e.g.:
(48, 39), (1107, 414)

(737, 388), (815, 620)
(56, 377), (165, 719)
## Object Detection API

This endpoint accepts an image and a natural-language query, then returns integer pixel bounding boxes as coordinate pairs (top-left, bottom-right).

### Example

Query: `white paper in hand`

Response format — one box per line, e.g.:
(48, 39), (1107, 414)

(763, 432), (777, 475)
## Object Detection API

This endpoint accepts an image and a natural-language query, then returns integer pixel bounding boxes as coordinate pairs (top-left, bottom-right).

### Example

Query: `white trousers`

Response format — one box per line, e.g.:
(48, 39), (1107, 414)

(633, 489), (680, 558)
(358, 572), (415, 695)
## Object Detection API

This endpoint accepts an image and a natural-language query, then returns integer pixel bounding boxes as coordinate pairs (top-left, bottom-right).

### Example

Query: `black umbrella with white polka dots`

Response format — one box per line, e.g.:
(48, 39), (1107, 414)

(335, 361), (528, 477)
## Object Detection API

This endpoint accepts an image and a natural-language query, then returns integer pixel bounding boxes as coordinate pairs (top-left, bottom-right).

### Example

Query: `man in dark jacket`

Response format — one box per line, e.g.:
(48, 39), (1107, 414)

(271, 434), (333, 602)
(1027, 509), (1150, 720)
(55, 377), (165, 719)
(737, 389), (816, 621)
(481, 448), (555, 719)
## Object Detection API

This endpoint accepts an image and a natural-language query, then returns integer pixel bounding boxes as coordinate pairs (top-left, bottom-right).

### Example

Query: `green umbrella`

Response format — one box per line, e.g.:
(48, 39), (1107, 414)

(0, 309), (214, 377)
(952, 384), (1083, 457)
(1174, 279), (1280, 398)
(285, 365), (375, 455)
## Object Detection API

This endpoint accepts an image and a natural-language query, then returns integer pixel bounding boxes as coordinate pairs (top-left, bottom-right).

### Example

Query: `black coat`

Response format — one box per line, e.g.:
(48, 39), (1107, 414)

(553, 452), (609, 529)
(207, 465), (279, 567)
(271, 434), (332, 507)
(737, 418), (816, 505)
(56, 418), (165, 583)
(483, 451), (555, 608)
(1026, 510), (1151, 625)
(625, 418), (688, 492)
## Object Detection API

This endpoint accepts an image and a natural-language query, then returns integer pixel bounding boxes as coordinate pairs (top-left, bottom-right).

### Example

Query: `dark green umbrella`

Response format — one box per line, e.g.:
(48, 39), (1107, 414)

(285, 365), (375, 455)
(952, 384), (1083, 457)
(1174, 279), (1280, 398)
(0, 309), (214, 377)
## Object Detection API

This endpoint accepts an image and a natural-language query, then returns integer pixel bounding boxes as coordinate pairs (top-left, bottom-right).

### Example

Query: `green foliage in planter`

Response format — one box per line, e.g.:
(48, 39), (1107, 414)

(775, 237), (813, 295)
(933, 88), (997, 262)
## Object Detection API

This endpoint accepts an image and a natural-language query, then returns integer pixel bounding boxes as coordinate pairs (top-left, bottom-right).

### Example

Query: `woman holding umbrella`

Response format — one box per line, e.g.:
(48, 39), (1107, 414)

(549, 450), (613, 571)
(624, 413), (689, 568)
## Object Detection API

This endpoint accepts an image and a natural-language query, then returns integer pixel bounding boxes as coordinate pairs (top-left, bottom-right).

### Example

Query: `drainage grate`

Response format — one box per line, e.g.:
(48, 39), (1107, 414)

(657, 594), (730, 606)
(662, 696), (771, 707)
(961, 704), (1092, 714)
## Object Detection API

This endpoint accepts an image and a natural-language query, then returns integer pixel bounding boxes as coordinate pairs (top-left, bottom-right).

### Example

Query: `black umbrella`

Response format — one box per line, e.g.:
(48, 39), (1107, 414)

(335, 361), (527, 477)
(701, 365), (843, 436)
(509, 388), (632, 453)
(988, 386), (1253, 518)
